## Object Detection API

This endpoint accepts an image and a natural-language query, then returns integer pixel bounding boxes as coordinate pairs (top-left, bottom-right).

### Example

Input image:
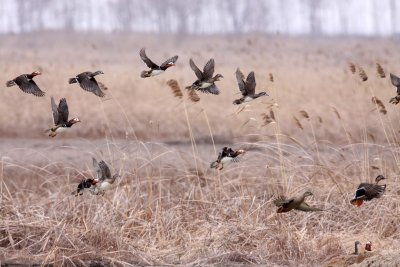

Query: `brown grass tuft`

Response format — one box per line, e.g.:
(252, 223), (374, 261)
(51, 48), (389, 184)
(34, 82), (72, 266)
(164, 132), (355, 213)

(261, 109), (276, 126)
(299, 110), (310, 120)
(187, 88), (200, 102)
(167, 79), (183, 99)
(269, 73), (274, 82)
(358, 66), (368, 81)
(331, 106), (341, 120)
(348, 62), (356, 74)
(293, 115), (304, 129)
(371, 96), (387, 114)
(376, 63), (386, 78)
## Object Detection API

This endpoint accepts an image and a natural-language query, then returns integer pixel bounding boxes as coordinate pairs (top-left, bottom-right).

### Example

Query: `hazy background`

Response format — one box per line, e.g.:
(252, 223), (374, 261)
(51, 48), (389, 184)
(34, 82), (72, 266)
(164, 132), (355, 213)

(1, 0), (399, 36)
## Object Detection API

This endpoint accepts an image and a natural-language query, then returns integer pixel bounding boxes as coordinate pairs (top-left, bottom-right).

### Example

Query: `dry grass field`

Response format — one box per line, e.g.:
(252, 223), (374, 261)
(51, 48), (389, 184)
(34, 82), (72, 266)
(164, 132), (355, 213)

(1, 33), (400, 266)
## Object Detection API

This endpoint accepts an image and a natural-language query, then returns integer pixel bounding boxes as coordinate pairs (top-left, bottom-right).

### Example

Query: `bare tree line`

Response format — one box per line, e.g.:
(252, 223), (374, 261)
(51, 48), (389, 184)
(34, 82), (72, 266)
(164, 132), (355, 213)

(0, 0), (399, 35)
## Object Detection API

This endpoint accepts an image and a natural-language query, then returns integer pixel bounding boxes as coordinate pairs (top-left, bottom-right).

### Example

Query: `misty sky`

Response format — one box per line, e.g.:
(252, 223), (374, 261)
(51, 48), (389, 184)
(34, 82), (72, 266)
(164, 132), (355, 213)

(0, 0), (398, 35)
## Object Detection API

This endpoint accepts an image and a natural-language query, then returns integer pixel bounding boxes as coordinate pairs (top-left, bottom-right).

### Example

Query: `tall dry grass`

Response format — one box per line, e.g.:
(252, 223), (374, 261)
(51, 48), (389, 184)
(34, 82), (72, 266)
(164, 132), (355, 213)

(1, 33), (400, 266)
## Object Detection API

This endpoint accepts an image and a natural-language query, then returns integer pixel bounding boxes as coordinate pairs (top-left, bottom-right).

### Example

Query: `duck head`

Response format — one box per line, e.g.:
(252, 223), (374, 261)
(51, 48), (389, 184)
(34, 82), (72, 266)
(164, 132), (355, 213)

(214, 74), (224, 81)
(165, 62), (176, 68)
(303, 191), (313, 198)
(69, 117), (81, 124)
(94, 70), (104, 75)
(375, 175), (386, 183)
(237, 149), (246, 155)
(31, 70), (42, 77)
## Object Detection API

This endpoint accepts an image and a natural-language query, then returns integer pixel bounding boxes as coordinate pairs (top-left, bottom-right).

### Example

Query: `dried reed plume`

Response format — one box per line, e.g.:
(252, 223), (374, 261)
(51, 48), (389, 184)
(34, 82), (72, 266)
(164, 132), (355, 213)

(269, 73), (274, 82)
(293, 116), (303, 130)
(261, 109), (276, 126)
(166, 79), (183, 99)
(376, 63), (386, 78)
(358, 66), (368, 81)
(348, 62), (356, 74)
(331, 106), (341, 120)
(187, 88), (200, 102)
(371, 96), (387, 115)
(299, 110), (310, 120)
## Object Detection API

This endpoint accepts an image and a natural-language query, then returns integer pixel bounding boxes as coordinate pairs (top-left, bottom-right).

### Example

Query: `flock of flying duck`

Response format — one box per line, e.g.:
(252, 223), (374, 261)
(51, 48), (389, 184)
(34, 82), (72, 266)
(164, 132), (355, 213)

(4, 49), (392, 213)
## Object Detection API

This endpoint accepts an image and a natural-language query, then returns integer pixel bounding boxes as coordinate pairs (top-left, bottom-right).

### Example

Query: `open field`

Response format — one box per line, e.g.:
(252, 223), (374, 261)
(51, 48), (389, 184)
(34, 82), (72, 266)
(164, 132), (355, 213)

(1, 33), (400, 266)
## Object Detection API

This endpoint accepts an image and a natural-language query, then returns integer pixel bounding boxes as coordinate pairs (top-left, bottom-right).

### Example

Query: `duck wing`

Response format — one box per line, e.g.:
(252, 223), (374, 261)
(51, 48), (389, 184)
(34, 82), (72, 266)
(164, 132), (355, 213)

(140, 48), (159, 69)
(390, 73), (400, 94)
(202, 58), (215, 80)
(160, 55), (178, 68)
(93, 158), (112, 181)
(245, 71), (256, 95)
(273, 195), (294, 207)
(57, 98), (69, 125)
(358, 182), (386, 201)
(51, 96), (60, 125)
(79, 77), (105, 97)
(16, 76), (45, 97)
(295, 202), (322, 212)
(189, 58), (203, 80)
(235, 68), (247, 96)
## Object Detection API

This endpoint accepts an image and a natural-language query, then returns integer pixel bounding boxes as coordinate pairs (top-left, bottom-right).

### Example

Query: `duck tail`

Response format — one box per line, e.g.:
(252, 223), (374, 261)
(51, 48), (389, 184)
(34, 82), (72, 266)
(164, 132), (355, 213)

(68, 77), (78, 84)
(210, 161), (219, 169)
(6, 80), (16, 87)
(140, 71), (151, 78)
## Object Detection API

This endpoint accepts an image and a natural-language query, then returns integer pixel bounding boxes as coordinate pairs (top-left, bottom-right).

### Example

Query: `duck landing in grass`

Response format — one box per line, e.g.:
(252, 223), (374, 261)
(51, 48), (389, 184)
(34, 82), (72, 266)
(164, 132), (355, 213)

(210, 147), (245, 170)
(69, 71), (107, 97)
(186, 58), (223, 94)
(72, 178), (97, 196)
(91, 158), (119, 195)
(233, 68), (268, 105)
(273, 191), (323, 213)
(140, 48), (178, 78)
(350, 175), (386, 207)
(45, 97), (80, 137)
(6, 71), (45, 97)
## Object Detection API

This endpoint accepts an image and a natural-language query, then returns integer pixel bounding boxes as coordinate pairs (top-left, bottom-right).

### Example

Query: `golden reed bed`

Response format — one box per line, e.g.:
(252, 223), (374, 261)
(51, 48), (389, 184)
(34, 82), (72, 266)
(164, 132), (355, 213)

(1, 33), (400, 266)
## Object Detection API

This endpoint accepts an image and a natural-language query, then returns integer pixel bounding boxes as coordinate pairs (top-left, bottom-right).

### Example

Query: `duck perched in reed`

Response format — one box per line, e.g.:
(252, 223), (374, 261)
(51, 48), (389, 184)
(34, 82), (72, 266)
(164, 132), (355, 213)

(45, 97), (80, 137)
(233, 68), (268, 105)
(140, 48), (178, 78)
(210, 147), (245, 170)
(273, 191), (322, 213)
(186, 58), (223, 94)
(350, 175), (386, 207)
(6, 71), (45, 97)
(69, 71), (107, 97)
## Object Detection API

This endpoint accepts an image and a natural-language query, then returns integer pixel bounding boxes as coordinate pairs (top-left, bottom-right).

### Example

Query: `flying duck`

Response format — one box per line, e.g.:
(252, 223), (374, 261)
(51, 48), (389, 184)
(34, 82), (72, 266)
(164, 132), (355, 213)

(72, 178), (97, 196)
(186, 58), (223, 94)
(233, 68), (268, 105)
(350, 175), (386, 207)
(210, 147), (245, 170)
(68, 71), (107, 97)
(140, 48), (178, 78)
(6, 71), (45, 97)
(389, 73), (400, 104)
(90, 158), (119, 195)
(273, 191), (322, 213)
(45, 97), (80, 137)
